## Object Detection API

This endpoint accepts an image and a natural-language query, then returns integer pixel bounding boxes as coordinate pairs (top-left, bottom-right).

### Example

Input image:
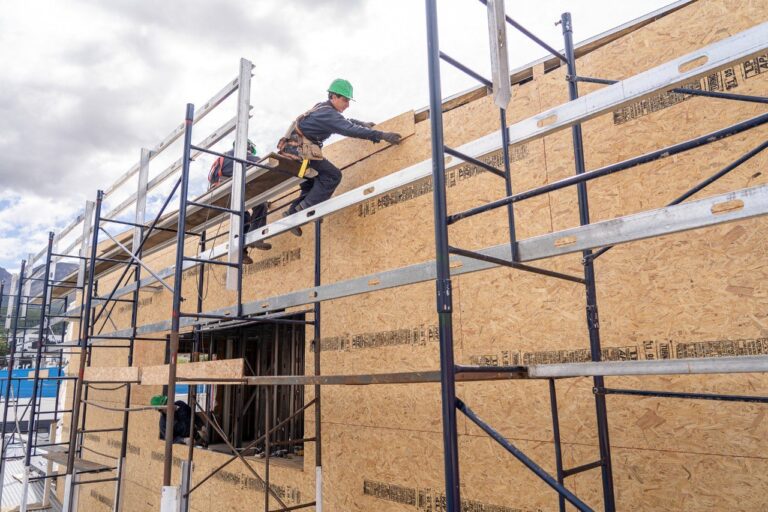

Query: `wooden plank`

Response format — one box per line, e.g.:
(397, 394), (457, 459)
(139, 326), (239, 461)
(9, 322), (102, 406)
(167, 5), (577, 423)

(139, 358), (245, 385)
(39, 449), (112, 473)
(83, 366), (140, 383)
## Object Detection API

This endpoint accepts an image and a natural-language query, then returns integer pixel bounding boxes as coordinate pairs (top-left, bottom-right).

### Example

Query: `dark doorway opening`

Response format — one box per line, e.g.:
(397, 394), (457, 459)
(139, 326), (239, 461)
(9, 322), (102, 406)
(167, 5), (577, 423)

(198, 316), (306, 459)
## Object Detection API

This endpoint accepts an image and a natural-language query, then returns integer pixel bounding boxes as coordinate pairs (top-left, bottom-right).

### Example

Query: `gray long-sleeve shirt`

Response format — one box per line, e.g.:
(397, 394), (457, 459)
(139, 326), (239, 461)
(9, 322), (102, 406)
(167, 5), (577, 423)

(298, 101), (383, 147)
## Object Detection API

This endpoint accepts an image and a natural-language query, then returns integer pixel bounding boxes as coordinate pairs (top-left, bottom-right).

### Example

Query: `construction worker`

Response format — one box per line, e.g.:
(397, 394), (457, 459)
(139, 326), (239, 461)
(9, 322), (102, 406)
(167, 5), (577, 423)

(278, 79), (402, 236)
(209, 139), (271, 262)
(151, 395), (206, 446)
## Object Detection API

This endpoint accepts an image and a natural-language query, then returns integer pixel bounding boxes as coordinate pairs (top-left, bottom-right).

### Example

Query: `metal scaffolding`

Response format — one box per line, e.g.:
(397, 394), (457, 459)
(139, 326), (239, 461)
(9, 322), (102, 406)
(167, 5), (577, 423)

(3, 2), (767, 511)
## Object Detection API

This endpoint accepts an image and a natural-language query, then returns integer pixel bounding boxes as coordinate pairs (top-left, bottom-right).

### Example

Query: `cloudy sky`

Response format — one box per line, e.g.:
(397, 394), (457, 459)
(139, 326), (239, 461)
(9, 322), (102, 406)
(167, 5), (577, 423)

(0, 0), (674, 274)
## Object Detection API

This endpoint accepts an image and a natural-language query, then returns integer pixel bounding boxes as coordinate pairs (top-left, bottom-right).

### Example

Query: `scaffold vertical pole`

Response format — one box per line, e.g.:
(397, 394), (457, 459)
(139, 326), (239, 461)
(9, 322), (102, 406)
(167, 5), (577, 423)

(0, 259), (26, 507)
(162, 103), (195, 510)
(425, 0), (461, 509)
(561, 12), (616, 511)
(314, 219), (323, 511)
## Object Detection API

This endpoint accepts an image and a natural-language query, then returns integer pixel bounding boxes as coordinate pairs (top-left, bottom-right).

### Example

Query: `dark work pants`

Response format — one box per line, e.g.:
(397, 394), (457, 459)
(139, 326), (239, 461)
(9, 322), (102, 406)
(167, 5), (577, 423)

(289, 158), (341, 211)
(244, 203), (268, 233)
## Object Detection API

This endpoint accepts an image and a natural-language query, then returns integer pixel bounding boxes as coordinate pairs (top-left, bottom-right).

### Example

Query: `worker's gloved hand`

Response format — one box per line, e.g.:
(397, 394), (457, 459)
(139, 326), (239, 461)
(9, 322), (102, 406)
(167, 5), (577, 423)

(361, 121), (376, 128)
(381, 132), (402, 145)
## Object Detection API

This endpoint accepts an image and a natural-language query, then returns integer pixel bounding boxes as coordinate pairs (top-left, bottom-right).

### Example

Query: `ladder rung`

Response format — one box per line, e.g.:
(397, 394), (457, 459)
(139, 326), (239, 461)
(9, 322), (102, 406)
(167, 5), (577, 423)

(78, 427), (124, 434)
(183, 256), (238, 268)
(187, 200), (243, 215)
(94, 256), (137, 265)
(93, 296), (134, 303)
(562, 460), (603, 478)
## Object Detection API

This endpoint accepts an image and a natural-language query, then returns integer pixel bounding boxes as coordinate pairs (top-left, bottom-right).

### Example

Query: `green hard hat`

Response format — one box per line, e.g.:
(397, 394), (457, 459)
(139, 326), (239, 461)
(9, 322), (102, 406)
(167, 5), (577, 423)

(150, 395), (168, 407)
(233, 139), (258, 156)
(328, 78), (354, 100)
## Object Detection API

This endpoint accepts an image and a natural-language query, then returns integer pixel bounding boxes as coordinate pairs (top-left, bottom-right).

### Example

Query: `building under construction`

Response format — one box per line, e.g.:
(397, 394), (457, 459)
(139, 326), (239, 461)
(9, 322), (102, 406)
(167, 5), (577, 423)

(1, 0), (767, 510)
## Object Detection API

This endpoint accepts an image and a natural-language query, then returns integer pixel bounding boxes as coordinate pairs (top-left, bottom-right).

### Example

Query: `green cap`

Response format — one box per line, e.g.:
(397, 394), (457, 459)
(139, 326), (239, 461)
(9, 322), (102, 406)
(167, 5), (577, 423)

(328, 79), (354, 100)
(150, 395), (168, 407)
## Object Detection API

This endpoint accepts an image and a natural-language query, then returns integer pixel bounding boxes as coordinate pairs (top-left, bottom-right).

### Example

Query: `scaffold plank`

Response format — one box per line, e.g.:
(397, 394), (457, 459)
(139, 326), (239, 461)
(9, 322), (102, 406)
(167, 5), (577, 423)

(139, 358), (246, 385)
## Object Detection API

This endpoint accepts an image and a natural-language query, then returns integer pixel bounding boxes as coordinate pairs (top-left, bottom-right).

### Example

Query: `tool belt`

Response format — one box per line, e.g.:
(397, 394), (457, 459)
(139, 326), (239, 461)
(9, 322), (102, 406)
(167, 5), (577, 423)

(277, 105), (327, 162)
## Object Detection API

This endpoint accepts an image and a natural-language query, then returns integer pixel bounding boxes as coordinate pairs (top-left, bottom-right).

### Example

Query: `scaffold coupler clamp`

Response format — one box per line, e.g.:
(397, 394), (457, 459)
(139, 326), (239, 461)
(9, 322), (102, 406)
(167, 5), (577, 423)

(436, 278), (453, 313)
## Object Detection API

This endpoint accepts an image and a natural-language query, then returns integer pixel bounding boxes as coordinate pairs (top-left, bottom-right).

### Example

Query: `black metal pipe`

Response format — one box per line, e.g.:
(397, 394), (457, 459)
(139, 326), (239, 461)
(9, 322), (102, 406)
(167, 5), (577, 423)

(457, 399), (592, 511)
(164, 103), (195, 487)
(79, 427), (124, 434)
(91, 174), (183, 327)
(447, 245), (585, 284)
(561, 13), (615, 511)
(267, 501), (317, 512)
(477, 0), (568, 63)
(497, 108), (521, 263)
(187, 200), (242, 215)
(314, 219), (323, 508)
(425, 1), (461, 509)
(549, 379), (566, 512)
(590, 139), (768, 260)
(184, 398), (316, 498)
(100, 217), (198, 237)
(190, 145), (300, 180)
(447, 111), (768, 224)
(573, 75), (768, 104)
(93, 256), (138, 264)
(602, 387), (768, 404)
(674, 87), (768, 104)
(183, 230), (206, 512)
(563, 459), (604, 478)
(73, 476), (119, 486)
(439, 51), (493, 87)
(90, 335), (166, 341)
(93, 296), (134, 303)
(183, 256), (238, 268)
(444, 146), (505, 178)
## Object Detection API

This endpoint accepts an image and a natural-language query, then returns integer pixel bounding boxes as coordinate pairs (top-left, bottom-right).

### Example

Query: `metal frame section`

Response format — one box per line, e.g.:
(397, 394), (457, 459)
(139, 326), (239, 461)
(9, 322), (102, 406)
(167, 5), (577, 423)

(560, 13), (614, 508)
(12, 7), (768, 511)
(234, 20), (768, 244)
(37, 20), (768, 314)
(54, 108), (765, 321)
(86, 177), (768, 344)
(28, 74), (242, 271)
(0, 260), (26, 507)
(19, 233), (55, 512)
(0, 244), (83, 511)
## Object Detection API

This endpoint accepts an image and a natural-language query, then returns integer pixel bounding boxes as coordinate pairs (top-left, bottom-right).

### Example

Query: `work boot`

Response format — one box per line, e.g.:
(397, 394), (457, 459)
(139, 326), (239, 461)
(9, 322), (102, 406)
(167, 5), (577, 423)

(253, 240), (272, 251)
(283, 206), (303, 237)
(242, 249), (254, 265)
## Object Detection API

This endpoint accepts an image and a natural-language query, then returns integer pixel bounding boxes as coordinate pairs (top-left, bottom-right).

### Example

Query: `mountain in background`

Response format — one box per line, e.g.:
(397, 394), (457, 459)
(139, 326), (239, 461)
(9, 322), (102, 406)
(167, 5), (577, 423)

(0, 266), (11, 286)
(0, 262), (79, 298)
(29, 263), (80, 296)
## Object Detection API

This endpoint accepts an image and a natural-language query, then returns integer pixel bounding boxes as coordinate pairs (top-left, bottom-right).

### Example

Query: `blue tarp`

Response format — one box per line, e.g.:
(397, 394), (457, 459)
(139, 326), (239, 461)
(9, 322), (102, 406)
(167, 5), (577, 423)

(0, 368), (64, 398)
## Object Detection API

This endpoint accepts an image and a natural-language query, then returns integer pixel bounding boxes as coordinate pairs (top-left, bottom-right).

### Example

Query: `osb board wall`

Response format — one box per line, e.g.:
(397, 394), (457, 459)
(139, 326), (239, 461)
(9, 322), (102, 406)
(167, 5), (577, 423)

(64, 0), (768, 510)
